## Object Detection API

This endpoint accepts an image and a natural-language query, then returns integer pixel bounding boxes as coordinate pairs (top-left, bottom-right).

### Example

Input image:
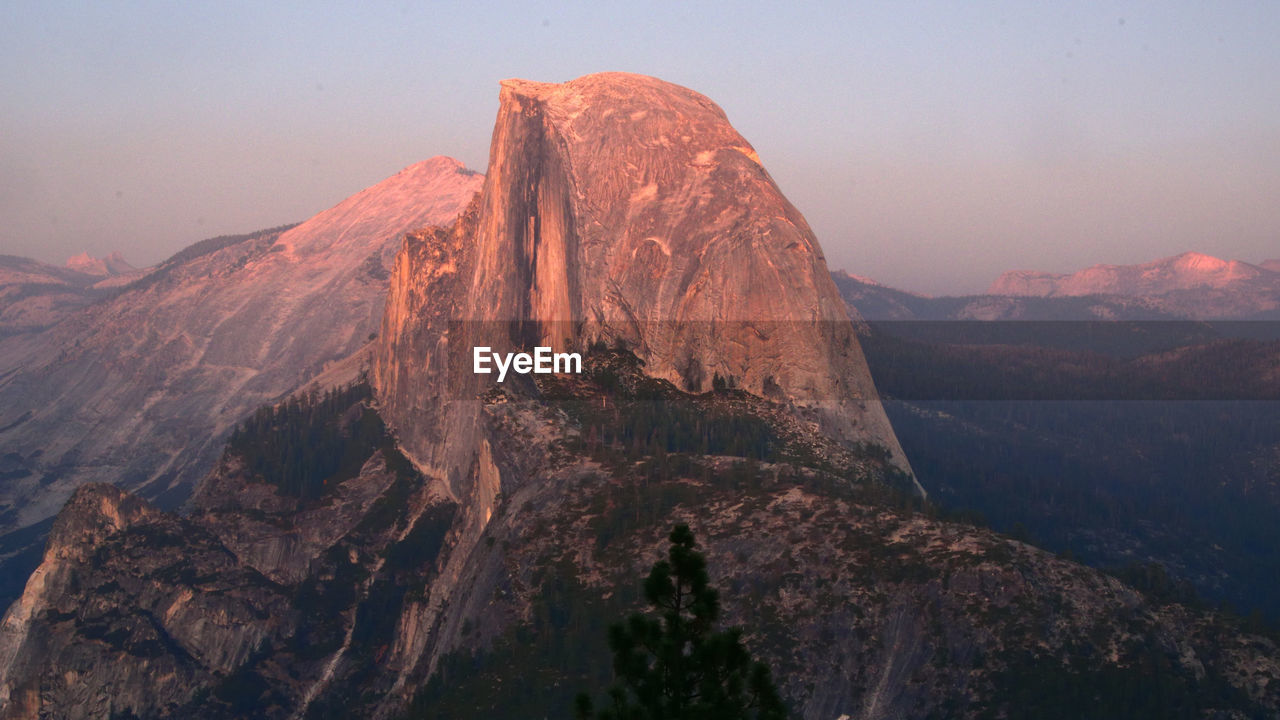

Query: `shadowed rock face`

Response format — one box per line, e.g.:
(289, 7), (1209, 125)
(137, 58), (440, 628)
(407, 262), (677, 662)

(0, 484), (295, 719)
(375, 73), (911, 496)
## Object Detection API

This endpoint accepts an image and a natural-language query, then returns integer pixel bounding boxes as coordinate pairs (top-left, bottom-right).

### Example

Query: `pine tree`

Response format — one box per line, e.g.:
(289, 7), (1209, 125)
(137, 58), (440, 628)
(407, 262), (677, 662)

(575, 524), (786, 720)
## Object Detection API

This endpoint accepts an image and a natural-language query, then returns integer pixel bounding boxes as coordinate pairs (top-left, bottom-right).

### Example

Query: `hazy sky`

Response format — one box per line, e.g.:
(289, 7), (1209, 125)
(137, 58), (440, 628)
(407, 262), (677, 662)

(3, 1), (1277, 294)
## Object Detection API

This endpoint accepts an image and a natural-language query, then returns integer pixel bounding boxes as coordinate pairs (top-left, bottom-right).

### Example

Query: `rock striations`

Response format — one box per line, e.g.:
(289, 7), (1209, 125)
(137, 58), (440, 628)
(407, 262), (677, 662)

(374, 72), (910, 493)
(370, 76), (918, 701)
(0, 73), (1277, 720)
(0, 157), (482, 544)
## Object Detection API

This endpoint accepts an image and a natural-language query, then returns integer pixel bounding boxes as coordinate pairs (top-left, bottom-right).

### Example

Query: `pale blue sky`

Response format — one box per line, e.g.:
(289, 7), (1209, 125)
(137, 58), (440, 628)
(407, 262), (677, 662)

(2, 1), (1277, 293)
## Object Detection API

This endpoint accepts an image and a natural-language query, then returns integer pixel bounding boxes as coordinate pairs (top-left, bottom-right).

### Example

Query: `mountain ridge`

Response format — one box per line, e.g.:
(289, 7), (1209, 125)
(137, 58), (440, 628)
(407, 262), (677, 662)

(986, 251), (1280, 318)
(0, 73), (1275, 720)
(831, 250), (1280, 321)
(0, 255), (146, 336)
(0, 157), (481, 560)
(64, 251), (135, 277)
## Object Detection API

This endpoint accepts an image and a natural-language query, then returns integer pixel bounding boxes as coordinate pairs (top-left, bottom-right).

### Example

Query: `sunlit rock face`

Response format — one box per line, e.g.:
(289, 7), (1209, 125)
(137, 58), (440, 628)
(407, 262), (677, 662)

(2, 74), (1278, 720)
(375, 73), (911, 494)
(367, 73), (918, 711)
(0, 158), (482, 541)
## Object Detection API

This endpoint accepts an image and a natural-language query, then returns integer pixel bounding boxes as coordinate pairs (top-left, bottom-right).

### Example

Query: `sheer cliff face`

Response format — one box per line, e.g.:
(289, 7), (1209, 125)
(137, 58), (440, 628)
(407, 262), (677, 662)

(375, 73), (909, 484)
(3, 76), (1276, 717)
(365, 74), (917, 710)
(0, 485), (295, 719)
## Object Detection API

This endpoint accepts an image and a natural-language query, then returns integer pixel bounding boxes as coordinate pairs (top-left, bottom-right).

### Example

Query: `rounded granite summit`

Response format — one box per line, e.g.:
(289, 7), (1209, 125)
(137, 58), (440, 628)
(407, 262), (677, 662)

(377, 71), (916, 486)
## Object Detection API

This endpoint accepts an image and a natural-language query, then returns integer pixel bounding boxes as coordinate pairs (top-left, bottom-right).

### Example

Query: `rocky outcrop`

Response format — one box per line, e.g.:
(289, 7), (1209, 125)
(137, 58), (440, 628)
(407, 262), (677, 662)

(483, 472), (1280, 719)
(389, 362), (1280, 719)
(0, 157), (482, 552)
(189, 452), (403, 585)
(0, 485), (294, 719)
(0, 380), (466, 719)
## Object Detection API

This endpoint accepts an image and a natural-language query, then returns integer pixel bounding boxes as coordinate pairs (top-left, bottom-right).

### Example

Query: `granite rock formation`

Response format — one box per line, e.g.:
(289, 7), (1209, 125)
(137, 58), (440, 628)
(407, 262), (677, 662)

(0, 484), (295, 719)
(0, 158), (481, 544)
(0, 360), (1275, 719)
(369, 74), (920, 706)
(374, 72), (911, 495)
(0, 74), (1276, 720)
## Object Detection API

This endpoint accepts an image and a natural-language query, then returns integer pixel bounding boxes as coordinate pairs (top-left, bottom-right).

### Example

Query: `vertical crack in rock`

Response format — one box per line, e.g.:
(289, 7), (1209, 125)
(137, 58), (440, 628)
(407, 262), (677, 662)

(371, 72), (923, 710)
(376, 73), (914, 486)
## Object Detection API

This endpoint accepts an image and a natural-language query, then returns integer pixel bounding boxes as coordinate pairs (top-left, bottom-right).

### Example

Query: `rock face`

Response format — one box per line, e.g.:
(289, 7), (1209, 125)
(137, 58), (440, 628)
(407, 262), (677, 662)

(987, 251), (1280, 318)
(0, 158), (482, 546)
(405, 403), (1280, 719)
(370, 75), (918, 705)
(0, 74), (1276, 720)
(2, 358), (1275, 719)
(0, 385), (455, 720)
(375, 73), (909, 493)
(0, 484), (294, 719)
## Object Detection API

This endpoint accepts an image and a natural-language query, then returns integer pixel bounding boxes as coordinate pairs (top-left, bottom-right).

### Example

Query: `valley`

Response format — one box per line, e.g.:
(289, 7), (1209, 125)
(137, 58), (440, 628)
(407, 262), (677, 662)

(0, 72), (1276, 719)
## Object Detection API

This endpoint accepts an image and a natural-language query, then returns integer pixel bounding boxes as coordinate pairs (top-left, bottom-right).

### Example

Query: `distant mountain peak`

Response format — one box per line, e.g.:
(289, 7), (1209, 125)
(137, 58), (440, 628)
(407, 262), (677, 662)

(984, 250), (1280, 318)
(273, 155), (479, 258)
(989, 251), (1273, 297)
(398, 155), (476, 176)
(1172, 250), (1227, 268)
(832, 269), (884, 288)
(64, 251), (134, 276)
